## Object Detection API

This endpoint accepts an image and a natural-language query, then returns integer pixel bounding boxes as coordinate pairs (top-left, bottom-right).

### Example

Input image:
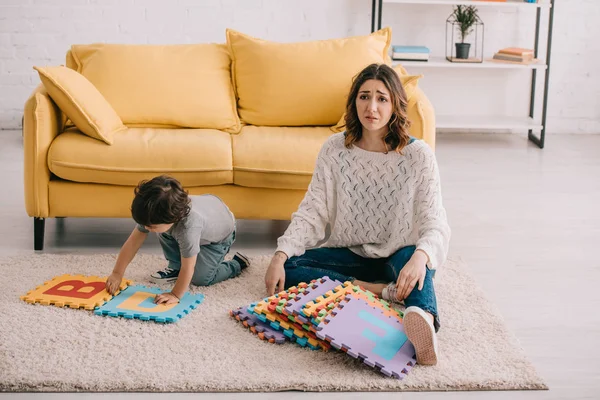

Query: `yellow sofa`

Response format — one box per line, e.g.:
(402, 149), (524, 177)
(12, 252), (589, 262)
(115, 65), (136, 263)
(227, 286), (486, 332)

(23, 28), (436, 250)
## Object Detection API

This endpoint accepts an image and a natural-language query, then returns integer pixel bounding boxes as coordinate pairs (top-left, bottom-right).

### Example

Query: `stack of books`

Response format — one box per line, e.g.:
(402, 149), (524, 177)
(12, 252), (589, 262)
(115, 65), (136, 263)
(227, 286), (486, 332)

(492, 47), (535, 63)
(392, 45), (430, 62)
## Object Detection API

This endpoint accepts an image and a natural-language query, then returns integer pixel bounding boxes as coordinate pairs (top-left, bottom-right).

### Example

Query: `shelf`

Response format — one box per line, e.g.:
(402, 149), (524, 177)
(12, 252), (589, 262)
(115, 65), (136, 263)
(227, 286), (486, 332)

(383, 0), (551, 8)
(374, 0), (555, 147)
(393, 56), (547, 69)
(436, 115), (542, 130)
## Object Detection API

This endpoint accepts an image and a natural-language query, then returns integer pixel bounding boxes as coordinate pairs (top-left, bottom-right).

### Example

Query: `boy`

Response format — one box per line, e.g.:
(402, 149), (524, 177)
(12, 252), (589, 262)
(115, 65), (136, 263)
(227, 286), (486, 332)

(105, 175), (249, 304)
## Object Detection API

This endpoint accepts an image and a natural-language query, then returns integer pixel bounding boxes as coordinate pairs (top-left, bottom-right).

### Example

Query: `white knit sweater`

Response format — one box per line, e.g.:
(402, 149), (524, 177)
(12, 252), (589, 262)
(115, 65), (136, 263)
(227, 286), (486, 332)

(276, 132), (451, 270)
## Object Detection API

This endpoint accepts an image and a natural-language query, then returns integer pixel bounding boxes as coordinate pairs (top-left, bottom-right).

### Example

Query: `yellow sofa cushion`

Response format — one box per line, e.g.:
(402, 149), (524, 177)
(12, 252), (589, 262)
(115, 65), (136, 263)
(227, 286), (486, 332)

(331, 71), (422, 132)
(48, 127), (233, 187)
(232, 126), (333, 190)
(227, 28), (392, 127)
(33, 66), (126, 145)
(69, 44), (241, 133)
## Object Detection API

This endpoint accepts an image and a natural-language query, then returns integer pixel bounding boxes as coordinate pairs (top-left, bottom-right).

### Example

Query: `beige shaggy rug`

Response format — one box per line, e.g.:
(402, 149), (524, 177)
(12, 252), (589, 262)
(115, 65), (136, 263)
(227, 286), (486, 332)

(0, 253), (547, 392)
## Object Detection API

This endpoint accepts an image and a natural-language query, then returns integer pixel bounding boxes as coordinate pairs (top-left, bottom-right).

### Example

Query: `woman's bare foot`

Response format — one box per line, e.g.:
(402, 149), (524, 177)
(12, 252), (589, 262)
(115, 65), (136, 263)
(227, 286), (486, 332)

(353, 280), (387, 296)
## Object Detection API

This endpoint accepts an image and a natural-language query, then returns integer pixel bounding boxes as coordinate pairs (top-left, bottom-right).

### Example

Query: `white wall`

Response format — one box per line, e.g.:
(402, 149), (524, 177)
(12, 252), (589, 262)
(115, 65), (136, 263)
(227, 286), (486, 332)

(0, 0), (598, 134)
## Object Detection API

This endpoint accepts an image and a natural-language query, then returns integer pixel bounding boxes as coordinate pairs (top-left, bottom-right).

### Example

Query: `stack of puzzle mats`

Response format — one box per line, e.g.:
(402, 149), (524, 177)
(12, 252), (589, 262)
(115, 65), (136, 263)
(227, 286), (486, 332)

(230, 276), (417, 379)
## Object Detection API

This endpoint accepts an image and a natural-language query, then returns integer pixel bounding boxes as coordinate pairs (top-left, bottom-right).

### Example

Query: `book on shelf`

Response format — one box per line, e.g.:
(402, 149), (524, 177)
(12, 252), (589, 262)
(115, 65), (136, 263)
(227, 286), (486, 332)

(493, 47), (535, 63)
(392, 45), (430, 61)
(493, 52), (534, 63)
(498, 47), (534, 57)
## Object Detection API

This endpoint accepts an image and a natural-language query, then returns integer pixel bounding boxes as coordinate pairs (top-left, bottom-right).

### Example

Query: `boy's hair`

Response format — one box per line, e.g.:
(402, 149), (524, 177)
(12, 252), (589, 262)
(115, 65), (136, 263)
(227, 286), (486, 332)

(131, 175), (191, 227)
(343, 63), (411, 153)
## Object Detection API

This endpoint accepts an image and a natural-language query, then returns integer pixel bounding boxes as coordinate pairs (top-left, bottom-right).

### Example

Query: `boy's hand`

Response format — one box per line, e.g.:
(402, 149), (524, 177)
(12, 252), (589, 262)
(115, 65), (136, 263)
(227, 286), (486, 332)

(154, 292), (180, 305)
(105, 272), (124, 295)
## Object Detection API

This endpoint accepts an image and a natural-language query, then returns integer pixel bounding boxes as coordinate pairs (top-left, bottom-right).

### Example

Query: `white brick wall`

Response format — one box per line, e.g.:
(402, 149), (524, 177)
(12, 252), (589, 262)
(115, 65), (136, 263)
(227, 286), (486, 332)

(0, 0), (598, 134)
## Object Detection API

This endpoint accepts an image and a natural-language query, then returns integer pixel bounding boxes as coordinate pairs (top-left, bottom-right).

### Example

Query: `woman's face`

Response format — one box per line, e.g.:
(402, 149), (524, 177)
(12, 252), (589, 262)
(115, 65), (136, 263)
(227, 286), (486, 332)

(355, 79), (393, 136)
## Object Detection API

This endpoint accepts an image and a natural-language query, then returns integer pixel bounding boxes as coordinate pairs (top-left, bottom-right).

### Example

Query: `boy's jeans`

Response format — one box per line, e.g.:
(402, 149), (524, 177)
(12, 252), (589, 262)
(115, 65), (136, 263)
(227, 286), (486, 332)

(284, 245), (440, 331)
(158, 230), (241, 286)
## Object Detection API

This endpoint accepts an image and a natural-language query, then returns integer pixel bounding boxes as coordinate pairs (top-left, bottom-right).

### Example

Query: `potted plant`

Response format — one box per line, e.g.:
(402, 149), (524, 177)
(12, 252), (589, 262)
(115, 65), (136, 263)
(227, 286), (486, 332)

(452, 5), (479, 59)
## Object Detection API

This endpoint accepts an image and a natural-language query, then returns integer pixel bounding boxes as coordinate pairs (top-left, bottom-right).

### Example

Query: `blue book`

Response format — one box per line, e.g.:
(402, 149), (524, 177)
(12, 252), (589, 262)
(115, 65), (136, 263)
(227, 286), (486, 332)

(392, 45), (430, 54)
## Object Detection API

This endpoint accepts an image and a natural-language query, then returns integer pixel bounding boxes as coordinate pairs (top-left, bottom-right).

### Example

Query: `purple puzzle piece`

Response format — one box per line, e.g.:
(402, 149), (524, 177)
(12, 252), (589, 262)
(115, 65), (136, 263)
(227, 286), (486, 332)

(316, 295), (417, 379)
(231, 306), (288, 344)
(284, 276), (342, 324)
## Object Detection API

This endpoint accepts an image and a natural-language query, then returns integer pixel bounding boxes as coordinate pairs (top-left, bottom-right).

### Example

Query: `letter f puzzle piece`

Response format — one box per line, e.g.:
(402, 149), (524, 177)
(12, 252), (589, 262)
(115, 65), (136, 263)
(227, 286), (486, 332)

(20, 274), (132, 310)
(316, 294), (417, 379)
(94, 285), (204, 323)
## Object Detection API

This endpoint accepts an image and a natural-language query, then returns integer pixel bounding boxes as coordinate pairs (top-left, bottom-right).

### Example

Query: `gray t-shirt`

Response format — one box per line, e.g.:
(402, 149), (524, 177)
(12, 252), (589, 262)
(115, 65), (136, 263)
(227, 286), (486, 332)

(137, 194), (235, 258)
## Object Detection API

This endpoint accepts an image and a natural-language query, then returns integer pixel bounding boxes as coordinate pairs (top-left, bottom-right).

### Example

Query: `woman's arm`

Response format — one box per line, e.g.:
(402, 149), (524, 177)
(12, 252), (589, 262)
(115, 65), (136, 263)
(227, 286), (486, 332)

(414, 146), (451, 270)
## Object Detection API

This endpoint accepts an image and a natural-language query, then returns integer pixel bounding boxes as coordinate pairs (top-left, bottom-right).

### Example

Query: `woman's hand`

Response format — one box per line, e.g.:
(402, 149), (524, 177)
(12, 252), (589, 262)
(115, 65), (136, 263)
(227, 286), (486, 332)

(265, 252), (287, 296)
(395, 250), (429, 301)
(105, 272), (124, 295)
(154, 292), (180, 305)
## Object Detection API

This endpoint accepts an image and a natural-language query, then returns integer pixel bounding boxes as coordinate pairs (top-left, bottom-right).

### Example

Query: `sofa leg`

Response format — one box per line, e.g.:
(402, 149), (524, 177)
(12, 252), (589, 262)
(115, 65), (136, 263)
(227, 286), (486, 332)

(34, 217), (45, 251)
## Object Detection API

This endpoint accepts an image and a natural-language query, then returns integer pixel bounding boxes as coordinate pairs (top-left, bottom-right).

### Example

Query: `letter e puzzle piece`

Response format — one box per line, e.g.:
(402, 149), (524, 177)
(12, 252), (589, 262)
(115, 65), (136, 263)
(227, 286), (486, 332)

(20, 274), (132, 310)
(94, 285), (204, 323)
(316, 294), (417, 379)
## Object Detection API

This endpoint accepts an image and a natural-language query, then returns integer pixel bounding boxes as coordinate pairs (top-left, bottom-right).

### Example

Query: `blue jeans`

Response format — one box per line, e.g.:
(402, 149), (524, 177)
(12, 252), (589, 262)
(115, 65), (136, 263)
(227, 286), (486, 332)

(158, 230), (241, 286)
(284, 245), (440, 331)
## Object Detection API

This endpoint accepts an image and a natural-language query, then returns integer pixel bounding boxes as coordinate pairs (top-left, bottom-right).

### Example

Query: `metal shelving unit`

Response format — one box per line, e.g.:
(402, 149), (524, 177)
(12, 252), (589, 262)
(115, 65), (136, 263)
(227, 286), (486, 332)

(372, 0), (555, 148)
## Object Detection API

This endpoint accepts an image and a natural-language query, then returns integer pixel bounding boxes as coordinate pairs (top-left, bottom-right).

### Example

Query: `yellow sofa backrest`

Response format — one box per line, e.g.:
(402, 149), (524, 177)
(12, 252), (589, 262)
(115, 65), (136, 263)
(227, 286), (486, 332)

(226, 28), (392, 127)
(66, 44), (240, 133)
(60, 30), (434, 147)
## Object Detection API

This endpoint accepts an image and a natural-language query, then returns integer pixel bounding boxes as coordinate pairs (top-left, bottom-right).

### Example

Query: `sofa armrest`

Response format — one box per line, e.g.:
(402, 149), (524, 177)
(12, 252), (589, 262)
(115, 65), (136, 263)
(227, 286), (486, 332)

(23, 84), (63, 218)
(407, 86), (436, 151)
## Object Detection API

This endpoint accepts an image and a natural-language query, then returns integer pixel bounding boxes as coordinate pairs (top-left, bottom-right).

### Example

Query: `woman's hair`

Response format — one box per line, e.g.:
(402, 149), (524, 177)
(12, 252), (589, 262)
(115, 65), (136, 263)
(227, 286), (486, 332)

(343, 63), (411, 153)
(131, 175), (191, 227)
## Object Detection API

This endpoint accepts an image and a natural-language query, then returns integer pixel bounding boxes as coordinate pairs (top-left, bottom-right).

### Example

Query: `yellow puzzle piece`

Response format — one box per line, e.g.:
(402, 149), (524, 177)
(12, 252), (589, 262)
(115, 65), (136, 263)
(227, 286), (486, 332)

(21, 274), (132, 310)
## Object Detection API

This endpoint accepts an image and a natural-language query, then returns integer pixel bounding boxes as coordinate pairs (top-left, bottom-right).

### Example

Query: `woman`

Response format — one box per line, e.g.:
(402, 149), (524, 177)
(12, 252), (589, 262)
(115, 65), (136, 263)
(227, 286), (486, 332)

(264, 63), (450, 366)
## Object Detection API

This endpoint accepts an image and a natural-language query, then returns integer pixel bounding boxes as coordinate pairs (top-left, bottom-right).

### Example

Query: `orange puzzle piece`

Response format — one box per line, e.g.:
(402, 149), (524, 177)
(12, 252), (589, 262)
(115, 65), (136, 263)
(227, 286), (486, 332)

(21, 274), (132, 310)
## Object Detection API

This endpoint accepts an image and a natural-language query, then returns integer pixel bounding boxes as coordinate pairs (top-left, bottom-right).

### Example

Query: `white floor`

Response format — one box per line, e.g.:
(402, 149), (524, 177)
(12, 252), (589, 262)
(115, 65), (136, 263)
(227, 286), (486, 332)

(1, 130), (599, 400)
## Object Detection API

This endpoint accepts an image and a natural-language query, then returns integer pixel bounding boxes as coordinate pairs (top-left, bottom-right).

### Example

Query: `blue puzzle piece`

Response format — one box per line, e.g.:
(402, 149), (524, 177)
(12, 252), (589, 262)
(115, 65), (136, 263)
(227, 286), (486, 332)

(94, 285), (204, 323)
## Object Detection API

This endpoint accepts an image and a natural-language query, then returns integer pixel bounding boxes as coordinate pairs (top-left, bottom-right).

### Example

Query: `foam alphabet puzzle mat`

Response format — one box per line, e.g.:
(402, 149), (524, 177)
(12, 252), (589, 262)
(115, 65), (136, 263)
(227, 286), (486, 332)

(20, 274), (132, 310)
(94, 285), (204, 323)
(282, 277), (344, 324)
(251, 297), (329, 350)
(250, 279), (337, 351)
(316, 294), (416, 379)
(230, 305), (289, 344)
(303, 285), (404, 328)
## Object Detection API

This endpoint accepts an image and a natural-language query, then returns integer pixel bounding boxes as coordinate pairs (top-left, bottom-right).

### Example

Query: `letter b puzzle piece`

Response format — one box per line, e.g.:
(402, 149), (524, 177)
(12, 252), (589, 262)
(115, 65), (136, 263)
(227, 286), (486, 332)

(94, 285), (204, 323)
(21, 274), (131, 310)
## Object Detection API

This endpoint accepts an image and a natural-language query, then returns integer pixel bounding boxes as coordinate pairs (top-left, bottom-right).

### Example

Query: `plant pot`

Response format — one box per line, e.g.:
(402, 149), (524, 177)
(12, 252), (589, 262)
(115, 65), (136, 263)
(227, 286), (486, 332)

(455, 43), (471, 59)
